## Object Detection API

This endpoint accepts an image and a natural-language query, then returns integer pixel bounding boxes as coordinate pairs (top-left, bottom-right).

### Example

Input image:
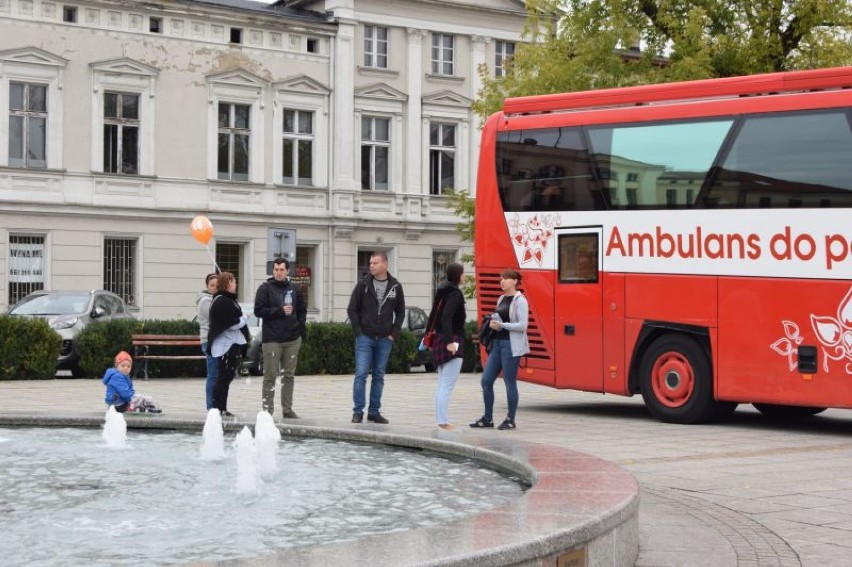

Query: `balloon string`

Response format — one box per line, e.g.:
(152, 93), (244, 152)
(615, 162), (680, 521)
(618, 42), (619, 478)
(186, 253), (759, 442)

(206, 244), (221, 273)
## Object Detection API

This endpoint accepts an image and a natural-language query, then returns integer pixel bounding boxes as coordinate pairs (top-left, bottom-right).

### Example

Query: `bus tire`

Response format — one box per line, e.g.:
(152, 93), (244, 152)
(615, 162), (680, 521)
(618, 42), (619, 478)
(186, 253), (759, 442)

(752, 403), (826, 419)
(639, 334), (716, 424)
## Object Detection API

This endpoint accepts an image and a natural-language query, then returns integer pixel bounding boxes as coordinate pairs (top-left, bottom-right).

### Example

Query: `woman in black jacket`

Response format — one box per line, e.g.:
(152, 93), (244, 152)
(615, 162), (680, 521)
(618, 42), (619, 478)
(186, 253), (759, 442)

(207, 272), (251, 416)
(426, 263), (466, 430)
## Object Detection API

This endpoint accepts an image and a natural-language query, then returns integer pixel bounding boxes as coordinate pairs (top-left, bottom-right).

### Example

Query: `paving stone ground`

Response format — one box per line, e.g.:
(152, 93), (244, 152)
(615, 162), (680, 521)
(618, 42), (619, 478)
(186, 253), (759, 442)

(2, 370), (852, 566)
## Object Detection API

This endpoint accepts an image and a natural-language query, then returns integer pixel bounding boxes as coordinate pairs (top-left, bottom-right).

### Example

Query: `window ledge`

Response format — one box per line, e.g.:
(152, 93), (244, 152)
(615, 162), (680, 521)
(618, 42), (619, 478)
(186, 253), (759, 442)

(0, 165), (66, 174)
(92, 171), (157, 180)
(425, 73), (465, 83)
(273, 183), (325, 190)
(358, 66), (399, 78)
(207, 178), (265, 188)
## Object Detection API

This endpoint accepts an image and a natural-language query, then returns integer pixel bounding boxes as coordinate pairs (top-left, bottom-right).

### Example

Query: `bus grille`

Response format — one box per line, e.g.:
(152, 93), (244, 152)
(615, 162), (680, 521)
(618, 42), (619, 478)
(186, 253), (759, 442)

(476, 271), (551, 361)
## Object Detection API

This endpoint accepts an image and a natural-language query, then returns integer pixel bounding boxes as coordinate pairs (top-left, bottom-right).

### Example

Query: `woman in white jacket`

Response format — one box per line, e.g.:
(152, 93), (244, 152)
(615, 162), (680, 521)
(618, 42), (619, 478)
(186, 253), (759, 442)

(470, 269), (529, 430)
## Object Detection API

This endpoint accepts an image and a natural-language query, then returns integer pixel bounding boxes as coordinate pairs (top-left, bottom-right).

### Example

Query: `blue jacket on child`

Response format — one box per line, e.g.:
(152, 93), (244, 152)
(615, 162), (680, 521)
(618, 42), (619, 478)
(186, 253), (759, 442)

(103, 368), (135, 406)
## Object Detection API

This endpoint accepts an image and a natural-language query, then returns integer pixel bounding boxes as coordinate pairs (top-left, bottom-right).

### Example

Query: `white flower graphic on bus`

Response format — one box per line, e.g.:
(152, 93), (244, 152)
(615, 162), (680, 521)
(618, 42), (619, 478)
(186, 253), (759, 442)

(771, 287), (852, 375)
(508, 213), (561, 266)
(810, 287), (852, 374)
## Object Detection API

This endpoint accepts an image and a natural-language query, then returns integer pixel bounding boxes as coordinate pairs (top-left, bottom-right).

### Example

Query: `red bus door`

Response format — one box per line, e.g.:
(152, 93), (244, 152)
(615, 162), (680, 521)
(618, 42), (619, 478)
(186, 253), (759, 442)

(554, 227), (604, 391)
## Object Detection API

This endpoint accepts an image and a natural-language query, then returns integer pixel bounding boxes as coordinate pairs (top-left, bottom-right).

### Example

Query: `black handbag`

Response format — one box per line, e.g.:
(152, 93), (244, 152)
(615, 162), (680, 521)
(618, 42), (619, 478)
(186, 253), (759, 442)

(478, 314), (495, 353)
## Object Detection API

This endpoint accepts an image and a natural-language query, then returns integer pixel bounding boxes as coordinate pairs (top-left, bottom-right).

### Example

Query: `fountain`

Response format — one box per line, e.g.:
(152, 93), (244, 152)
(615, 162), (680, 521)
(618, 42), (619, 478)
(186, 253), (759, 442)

(101, 406), (126, 449)
(0, 413), (638, 566)
(254, 411), (281, 481)
(200, 408), (225, 460)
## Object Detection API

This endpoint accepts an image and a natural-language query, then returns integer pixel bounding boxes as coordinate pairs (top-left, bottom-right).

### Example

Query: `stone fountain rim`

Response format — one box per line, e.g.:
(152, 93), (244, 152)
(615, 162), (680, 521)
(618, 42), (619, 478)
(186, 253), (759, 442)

(0, 412), (639, 567)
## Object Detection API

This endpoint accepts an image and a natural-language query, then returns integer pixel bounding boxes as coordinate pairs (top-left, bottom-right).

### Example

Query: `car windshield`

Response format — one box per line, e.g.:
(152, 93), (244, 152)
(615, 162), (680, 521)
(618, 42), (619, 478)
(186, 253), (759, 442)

(11, 293), (90, 316)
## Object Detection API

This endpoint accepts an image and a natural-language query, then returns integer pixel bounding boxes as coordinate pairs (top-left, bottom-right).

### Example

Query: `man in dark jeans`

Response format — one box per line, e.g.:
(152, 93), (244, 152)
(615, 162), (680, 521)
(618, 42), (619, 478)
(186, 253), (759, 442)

(346, 251), (405, 424)
(254, 258), (307, 419)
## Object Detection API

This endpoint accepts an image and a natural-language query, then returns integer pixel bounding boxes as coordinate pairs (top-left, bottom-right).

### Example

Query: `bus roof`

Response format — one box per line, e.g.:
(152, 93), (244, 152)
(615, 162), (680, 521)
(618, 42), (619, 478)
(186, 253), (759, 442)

(503, 66), (852, 116)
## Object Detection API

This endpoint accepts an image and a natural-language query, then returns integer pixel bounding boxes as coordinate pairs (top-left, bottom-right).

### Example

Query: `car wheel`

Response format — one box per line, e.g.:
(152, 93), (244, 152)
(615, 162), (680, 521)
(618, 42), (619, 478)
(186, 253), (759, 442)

(71, 364), (87, 378)
(424, 362), (437, 372)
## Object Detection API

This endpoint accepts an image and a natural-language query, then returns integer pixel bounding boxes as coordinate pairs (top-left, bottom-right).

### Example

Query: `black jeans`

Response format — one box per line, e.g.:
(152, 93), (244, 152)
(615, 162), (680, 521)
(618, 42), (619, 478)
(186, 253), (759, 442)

(213, 344), (240, 411)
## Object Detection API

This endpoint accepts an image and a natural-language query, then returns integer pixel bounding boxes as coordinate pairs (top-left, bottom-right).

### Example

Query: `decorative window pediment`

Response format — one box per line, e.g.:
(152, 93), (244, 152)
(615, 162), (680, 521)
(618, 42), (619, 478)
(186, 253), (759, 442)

(207, 68), (268, 88)
(0, 46), (67, 68)
(90, 58), (159, 77)
(274, 74), (330, 95)
(355, 82), (407, 102)
(422, 90), (471, 107)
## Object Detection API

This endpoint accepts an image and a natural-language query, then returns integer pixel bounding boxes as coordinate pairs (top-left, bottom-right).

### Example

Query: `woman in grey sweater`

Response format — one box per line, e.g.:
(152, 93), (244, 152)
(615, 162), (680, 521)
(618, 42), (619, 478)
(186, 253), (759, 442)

(196, 273), (218, 410)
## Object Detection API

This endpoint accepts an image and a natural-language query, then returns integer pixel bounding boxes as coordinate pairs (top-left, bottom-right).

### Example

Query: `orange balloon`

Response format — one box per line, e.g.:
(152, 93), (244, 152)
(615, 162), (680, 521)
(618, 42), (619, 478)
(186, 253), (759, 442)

(190, 215), (214, 246)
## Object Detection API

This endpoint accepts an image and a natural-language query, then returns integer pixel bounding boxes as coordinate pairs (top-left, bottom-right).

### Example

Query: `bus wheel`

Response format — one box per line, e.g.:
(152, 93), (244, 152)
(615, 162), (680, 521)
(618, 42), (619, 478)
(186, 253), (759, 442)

(640, 335), (716, 424)
(753, 404), (826, 419)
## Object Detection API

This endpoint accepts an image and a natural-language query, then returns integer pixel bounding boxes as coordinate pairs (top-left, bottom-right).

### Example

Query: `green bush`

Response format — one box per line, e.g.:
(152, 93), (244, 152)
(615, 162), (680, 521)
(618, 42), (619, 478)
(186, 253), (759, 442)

(78, 319), (205, 379)
(461, 320), (482, 373)
(294, 323), (420, 375)
(387, 329), (419, 373)
(0, 315), (62, 380)
(296, 322), (355, 375)
(77, 319), (141, 377)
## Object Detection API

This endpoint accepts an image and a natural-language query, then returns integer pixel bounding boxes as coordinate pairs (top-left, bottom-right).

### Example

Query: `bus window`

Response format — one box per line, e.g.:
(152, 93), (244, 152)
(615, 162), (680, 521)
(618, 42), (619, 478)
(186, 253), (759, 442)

(496, 127), (603, 212)
(558, 234), (599, 284)
(704, 110), (852, 208)
(587, 119), (734, 209)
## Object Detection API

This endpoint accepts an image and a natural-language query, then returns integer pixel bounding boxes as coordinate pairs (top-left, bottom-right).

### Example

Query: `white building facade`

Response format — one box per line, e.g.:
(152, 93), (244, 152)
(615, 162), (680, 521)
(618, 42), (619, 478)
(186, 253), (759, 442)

(0, 0), (526, 320)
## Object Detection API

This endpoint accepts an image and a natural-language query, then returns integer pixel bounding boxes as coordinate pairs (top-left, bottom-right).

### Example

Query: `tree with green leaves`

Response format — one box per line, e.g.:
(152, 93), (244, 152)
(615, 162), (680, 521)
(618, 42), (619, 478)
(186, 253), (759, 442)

(473, 0), (852, 118)
(444, 188), (478, 298)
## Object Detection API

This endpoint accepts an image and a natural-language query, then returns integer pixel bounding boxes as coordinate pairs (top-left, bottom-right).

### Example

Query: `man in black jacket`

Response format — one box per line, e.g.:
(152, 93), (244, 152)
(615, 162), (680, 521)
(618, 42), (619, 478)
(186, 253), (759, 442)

(346, 251), (405, 424)
(254, 258), (307, 419)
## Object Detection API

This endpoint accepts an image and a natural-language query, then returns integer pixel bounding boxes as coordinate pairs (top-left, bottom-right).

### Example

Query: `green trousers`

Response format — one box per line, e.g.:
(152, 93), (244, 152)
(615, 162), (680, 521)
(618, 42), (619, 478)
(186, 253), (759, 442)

(261, 337), (302, 415)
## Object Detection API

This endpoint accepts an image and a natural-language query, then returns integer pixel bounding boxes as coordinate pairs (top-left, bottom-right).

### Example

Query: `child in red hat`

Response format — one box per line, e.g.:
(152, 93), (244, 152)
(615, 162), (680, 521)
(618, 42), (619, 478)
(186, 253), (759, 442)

(102, 351), (162, 414)
(103, 351), (135, 412)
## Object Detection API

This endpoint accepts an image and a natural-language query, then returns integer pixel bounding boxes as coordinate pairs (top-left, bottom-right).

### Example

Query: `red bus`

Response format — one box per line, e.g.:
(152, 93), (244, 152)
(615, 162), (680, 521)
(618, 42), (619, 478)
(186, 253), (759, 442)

(475, 67), (852, 423)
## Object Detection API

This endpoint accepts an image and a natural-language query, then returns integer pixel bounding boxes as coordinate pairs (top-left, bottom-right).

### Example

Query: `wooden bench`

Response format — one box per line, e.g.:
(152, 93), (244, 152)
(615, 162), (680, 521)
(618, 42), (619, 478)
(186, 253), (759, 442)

(132, 334), (205, 380)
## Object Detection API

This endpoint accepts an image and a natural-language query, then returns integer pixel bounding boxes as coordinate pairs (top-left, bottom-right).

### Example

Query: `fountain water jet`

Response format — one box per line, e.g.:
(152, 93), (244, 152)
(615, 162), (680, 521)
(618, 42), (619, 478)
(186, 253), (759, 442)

(255, 411), (281, 480)
(234, 426), (258, 494)
(200, 408), (226, 460)
(102, 406), (127, 448)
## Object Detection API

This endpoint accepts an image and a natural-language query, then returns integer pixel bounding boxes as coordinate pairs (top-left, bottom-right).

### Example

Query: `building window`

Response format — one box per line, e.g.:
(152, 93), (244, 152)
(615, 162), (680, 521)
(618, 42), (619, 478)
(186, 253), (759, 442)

(8, 234), (45, 306)
(495, 40), (515, 77)
(429, 122), (456, 195)
(230, 28), (243, 44)
(666, 188), (677, 207)
(306, 38), (319, 53)
(218, 102), (250, 181)
(149, 17), (162, 33)
(364, 25), (388, 68)
(432, 250), (457, 295)
(431, 33), (454, 75)
(293, 246), (316, 310)
(63, 6), (78, 23)
(282, 109), (313, 185)
(103, 92), (139, 175)
(216, 242), (245, 300)
(103, 238), (136, 306)
(9, 82), (47, 168)
(361, 116), (390, 191)
(626, 188), (638, 206)
(626, 172), (638, 182)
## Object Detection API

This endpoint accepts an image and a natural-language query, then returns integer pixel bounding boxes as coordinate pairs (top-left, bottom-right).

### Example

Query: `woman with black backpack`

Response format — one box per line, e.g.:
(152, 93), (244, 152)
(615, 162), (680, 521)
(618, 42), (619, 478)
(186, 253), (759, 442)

(426, 263), (466, 431)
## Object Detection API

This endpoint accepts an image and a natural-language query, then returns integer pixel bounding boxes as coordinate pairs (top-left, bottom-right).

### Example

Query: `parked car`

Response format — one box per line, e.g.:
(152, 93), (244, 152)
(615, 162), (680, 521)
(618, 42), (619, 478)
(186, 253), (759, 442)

(404, 306), (436, 372)
(239, 302), (263, 376)
(7, 290), (135, 377)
